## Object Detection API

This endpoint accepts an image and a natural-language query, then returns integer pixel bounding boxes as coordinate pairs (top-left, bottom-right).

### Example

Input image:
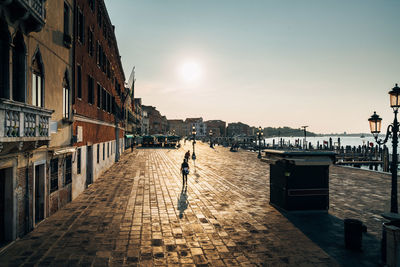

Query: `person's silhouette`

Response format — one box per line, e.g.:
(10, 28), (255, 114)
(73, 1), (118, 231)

(177, 185), (188, 219)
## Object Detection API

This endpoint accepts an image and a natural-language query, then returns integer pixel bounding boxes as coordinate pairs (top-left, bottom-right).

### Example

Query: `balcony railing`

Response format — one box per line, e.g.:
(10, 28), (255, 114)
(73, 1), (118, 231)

(0, 99), (53, 141)
(2, 0), (46, 33)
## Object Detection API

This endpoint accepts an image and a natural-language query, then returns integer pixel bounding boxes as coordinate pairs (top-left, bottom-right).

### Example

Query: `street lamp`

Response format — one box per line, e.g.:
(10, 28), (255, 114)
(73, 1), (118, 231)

(209, 129), (213, 148)
(301, 126), (308, 150)
(192, 126), (196, 160)
(257, 126), (263, 159)
(368, 83), (400, 214)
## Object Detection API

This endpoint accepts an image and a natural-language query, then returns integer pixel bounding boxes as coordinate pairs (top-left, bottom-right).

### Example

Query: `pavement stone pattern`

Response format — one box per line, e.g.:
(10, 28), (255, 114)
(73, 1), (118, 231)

(0, 142), (392, 266)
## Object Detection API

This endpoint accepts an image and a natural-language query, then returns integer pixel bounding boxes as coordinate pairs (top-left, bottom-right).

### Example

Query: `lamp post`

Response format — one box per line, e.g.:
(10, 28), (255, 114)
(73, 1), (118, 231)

(257, 126), (263, 159)
(209, 129), (213, 148)
(368, 83), (400, 214)
(192, 126), (196, 160)
(301, 126), (308, 150)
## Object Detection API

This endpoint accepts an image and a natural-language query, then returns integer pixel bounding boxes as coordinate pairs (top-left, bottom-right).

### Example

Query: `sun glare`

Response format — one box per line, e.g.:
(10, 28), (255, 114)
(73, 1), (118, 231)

(179, 61), (202, 83)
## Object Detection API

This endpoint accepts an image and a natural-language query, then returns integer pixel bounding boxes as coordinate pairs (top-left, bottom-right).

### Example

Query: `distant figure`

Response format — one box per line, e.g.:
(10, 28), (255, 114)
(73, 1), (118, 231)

(130, 141), (133, 152)
(181, 159), (189, 185)
(184, 150), (190, 161)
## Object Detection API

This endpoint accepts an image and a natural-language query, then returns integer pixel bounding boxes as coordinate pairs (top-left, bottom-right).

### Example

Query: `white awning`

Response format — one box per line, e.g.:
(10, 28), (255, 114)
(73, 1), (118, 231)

(53, 147), (76, 156)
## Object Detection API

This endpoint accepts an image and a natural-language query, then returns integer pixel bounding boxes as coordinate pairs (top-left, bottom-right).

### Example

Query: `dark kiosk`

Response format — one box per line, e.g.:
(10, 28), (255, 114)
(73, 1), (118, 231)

(264, 150), (335, 211)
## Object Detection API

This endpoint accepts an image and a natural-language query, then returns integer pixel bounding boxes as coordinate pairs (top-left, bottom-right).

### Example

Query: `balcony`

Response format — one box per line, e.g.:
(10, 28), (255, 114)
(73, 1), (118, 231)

(0, 99), (53, 154)
(1, 0), (46, 33)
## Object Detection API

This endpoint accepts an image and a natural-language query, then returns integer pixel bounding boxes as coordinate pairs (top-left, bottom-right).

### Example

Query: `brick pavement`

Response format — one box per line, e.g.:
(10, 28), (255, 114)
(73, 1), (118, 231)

(0, 141), (392, 266)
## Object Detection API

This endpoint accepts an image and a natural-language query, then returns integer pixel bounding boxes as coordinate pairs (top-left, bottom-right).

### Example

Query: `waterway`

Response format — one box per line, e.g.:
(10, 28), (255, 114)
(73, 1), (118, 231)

(264, 136), (377, 149)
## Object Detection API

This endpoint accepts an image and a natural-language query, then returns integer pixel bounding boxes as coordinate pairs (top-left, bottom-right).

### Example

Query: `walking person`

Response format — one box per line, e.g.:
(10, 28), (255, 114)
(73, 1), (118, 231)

(181, 159), (189, 185)
(184, 150), (190, 161)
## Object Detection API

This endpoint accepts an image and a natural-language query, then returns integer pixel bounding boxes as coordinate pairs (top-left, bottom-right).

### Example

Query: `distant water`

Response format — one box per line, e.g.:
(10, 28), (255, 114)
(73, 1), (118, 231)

(263, 135), (392, 152)
(263, 135), (392, 172)
(264, 136), (374, 147)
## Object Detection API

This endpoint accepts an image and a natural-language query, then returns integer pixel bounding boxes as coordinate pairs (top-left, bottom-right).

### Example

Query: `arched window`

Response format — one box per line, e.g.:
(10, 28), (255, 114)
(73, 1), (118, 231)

(12, 31), (26, 103)
(62, 71), (70, 119)
(0, 18), (10, 99)
(31, 49), (44, 107)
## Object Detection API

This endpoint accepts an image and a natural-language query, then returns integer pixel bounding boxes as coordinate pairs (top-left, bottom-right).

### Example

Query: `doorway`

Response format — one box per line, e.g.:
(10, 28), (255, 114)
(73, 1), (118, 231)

(0, 167), (13, 245)
(86, 146), (93, 187)
(34, 164), (45, 224)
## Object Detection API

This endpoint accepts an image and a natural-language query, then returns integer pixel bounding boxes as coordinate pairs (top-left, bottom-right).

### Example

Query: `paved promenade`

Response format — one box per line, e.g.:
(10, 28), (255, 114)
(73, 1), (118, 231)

(0, 142), (392, 266)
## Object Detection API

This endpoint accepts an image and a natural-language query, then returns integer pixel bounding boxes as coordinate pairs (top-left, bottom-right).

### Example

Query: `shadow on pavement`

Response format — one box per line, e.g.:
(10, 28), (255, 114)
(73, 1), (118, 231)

(282, 211), (381, 266)
(177, 185), (189, 219)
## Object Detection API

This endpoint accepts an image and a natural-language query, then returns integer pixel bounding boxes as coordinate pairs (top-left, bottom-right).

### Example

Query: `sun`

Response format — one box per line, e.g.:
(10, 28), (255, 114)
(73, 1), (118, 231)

(179, 61), (202, 83)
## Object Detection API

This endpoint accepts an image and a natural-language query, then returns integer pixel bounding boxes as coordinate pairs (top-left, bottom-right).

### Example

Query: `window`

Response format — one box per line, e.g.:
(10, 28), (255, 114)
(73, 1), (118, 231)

(88, 75), (94, 104)
(77, 65), (82, 98)
(103, 24), (107, 40)
(108, 93), (111, 113)
(89, 0), (95, 11)
(63, 3), (69, 35)
(106, 59), (110, 78)
(50, 158), (59, 193)
(96, 41), (99, 65)
(65, 155), (72, 185)
(115, 81), (120, 96)
(88, 27), (93, 56)
(107, 142), (109, 158)
(106, 92), (109, 113)
(63, 72), (70, 119)
(97, 7), (102, 27)
(97, 144), (99, 163)
(97, 83), (101, 108)
(12, 31), (26, 103)
(0, 19), (10, 99)
(77, 8), (84, 43)
(32, 51), (44, 107)
(102, 52), (106, 72)
(77, 148), (81, 174)
(102, 88), (106, 111)
(103, 143), (105, 160)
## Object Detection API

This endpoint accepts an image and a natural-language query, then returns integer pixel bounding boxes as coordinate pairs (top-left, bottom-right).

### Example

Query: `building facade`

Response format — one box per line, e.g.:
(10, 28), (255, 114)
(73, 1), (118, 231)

(133, 98), (142, 135)
(185, 118), (206, 138)
(0, 0), (75, 245)
(71, 0), (126, 199)
(167, 119), (186, 137)
(205, 120), (226, 137)
(142, 105), (167, 135)
(142, 109), (149, 135)
(227, 122), (251, 137)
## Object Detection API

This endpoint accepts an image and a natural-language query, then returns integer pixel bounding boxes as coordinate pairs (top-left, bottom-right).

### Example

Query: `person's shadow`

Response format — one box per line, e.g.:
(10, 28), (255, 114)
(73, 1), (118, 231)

(177, 185), (189, 219)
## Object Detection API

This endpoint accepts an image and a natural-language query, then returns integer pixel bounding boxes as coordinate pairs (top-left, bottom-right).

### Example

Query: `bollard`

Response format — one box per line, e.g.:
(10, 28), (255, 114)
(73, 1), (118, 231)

(344, 219), (363, 250)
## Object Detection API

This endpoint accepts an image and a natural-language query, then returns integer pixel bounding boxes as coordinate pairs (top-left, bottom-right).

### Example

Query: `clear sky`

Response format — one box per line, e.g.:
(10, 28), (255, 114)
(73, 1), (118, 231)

(104, 0), (400, 134)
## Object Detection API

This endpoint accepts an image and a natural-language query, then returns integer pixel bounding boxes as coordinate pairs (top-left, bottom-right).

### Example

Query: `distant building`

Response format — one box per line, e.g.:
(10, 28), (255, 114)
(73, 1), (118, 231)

(185, 118), (206, 138)
(142, 109), (149, 135)
(142, 106), (168, 134)
(205, 120), (226, 137)
(227, 122), (251, 137)
(134, 98), (143, 134)
(168, 119), (186, 137)
(249, 126), (258, 136)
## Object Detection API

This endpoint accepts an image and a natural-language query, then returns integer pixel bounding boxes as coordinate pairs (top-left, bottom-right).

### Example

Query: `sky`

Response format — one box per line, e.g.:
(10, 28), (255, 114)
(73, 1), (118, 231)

(104, 0), (400, 134)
